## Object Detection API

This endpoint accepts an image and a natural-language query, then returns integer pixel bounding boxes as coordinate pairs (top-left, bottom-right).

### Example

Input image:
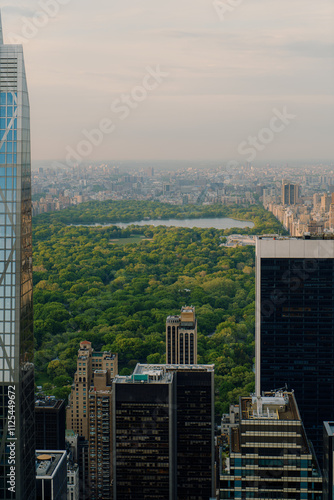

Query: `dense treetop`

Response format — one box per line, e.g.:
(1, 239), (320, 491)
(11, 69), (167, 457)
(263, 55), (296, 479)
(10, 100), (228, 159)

(33, 201), (284, 414)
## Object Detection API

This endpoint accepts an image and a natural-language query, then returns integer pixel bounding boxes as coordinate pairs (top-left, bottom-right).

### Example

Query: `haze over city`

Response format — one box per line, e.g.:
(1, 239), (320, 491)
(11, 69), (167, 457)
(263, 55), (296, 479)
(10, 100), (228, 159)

(2, 0), (334, 163)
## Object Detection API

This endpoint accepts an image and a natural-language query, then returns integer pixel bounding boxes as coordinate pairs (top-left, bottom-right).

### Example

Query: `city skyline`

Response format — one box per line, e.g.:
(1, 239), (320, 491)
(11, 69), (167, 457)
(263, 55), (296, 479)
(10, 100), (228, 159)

(1, 1), (334, 163)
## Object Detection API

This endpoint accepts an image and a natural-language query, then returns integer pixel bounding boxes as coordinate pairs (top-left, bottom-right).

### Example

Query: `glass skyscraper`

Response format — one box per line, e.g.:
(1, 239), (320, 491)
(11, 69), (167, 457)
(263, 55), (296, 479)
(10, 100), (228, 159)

(256, 236), (334, 465)
(0, 11), (35, 499)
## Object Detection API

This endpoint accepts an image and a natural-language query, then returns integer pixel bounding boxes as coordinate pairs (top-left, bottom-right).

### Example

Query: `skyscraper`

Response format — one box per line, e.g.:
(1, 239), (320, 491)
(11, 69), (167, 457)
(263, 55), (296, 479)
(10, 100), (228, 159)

(35, 397), (66, 450)
(113, 364), (215, 500)
(220, 391), (322, 499)
(256, 235), (334, 463)
(323, 421), (334, 500)
(66, 341), (118, 499)
(0, 11), (35, 499)
(88, 369), (113, 500)
(281, 180), (300, 206)
(166, 306), (197, 364)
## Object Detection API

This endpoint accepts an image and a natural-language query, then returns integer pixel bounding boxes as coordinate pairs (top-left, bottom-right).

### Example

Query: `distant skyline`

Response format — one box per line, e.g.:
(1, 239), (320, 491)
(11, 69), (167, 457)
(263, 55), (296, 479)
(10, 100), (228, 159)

(2, 0), (334, 163)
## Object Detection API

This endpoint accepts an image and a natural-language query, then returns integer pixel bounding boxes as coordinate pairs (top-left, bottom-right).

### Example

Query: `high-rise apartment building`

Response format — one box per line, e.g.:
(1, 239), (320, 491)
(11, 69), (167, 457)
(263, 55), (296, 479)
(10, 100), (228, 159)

(113, 364), (215, 500)
(35, 397), (66, 450)
(0, 12), (35, 499)
(323, 421), (334, 500)
(66, 340), (118, 438)
(256, 235), (334, 463)
(321, 193), (331, 213)
(166, 306), (197, 364)
(88, 369), (113, 500)
(220, 391), (322, 499)
(282, 180), (299, 205)
(66, 340), (118, 499)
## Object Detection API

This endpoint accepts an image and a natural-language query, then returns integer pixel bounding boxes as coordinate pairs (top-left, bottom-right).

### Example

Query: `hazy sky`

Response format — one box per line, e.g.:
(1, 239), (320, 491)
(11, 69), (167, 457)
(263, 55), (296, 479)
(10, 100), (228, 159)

(2, 0), (334, 163)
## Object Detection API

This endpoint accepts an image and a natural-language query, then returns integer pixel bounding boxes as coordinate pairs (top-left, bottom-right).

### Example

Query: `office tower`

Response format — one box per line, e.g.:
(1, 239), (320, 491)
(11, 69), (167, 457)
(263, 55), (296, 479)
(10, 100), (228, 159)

(219, 391), (322, 499)
(77, 437), (89, 500)
(256, 235), (334, 463)
(323, 422), (334, 500)
(0, 12), (35, 499)
(169, 364), (214, 499)
(88, 369), (113, 500)
(282, 180), (299, 205)
(66, 340), (118, 438)
(166, 306), (197, 364)
(113, 364), (215, 500)
(36, 451), (67, 500)
(35, 397), (66, 450)
(66, 341), (118, 499)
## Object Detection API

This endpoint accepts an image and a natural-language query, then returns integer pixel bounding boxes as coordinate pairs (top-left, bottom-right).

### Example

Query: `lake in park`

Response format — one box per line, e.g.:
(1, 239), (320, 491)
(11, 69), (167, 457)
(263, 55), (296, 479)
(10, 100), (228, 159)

(89, 217), (254, 230)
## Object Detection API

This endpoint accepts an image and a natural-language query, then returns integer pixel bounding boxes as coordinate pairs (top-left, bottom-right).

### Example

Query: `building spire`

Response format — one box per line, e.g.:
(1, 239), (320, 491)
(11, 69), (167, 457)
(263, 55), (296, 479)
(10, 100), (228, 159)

(0, 10), (3, 44)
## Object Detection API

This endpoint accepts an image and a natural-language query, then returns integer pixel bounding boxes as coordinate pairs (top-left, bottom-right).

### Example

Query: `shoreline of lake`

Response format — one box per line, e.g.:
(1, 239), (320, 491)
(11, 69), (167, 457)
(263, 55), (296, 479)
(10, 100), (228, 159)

(73, 217), (255, 230)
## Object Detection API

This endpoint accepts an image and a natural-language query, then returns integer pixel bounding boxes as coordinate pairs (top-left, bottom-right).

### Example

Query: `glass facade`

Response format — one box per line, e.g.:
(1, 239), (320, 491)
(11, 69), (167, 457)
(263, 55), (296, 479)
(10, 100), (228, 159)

(220, 394), (323, 500)
(260, 256), (334, 464)
(0, 20), (35, 500)
(114, 383), (172, 500)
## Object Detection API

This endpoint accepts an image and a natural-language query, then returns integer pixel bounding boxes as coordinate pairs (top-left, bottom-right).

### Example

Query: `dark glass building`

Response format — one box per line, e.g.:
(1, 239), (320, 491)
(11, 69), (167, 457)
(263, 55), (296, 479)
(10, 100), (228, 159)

(256, 236), (334, 464)
(282, 181), (299, 205)
(35, 397), (66, 450)
(36, 451), (67, 500)
(0, 11), (35, 499)
(323, 421), (334, 500)
(113, 364), (215, 500)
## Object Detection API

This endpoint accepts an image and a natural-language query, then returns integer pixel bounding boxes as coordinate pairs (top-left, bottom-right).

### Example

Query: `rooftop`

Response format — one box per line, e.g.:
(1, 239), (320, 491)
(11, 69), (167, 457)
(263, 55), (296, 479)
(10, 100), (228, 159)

(115, 363), (214, 384)
(35, 397), (64, 410)
(258, 234), (334, 240)
(36, 450), (66, 478)
(134, 363), (214, 374)
(241, 392), (300, 421)
(324, 421), (334, 437)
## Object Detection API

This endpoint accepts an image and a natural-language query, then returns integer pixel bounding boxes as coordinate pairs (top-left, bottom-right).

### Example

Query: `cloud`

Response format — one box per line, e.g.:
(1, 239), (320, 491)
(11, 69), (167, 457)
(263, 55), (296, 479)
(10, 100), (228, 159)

(2, 0), (334, 161)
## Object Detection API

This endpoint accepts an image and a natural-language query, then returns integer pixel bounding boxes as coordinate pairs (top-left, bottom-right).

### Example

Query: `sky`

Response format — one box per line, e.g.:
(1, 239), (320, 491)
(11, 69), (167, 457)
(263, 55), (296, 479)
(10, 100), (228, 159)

(1, 0), (334, 164)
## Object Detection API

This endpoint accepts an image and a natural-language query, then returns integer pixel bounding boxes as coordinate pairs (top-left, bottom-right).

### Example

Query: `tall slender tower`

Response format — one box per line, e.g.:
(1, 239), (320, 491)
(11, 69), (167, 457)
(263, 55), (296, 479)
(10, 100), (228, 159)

(166, 306), (197, 364)
(0, 11), (35, 499)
